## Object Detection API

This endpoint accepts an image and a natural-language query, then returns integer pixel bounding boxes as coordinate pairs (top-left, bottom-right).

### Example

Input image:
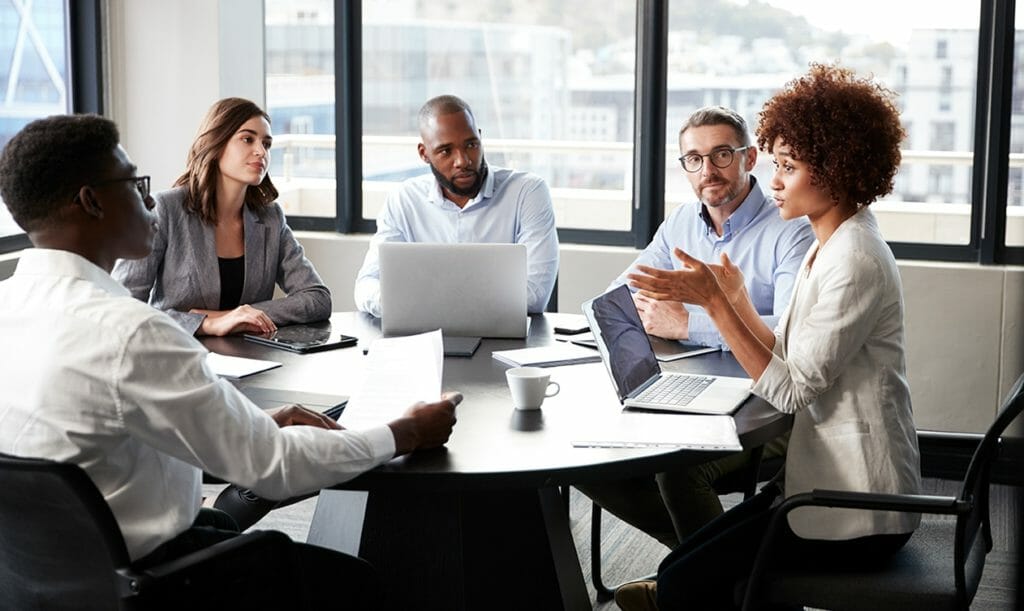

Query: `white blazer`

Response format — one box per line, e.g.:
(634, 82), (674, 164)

(753, 208), (922, 540)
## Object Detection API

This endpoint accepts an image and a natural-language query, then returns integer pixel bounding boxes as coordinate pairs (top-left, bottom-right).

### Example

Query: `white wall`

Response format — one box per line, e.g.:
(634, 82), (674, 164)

(105, 0), (265, 190)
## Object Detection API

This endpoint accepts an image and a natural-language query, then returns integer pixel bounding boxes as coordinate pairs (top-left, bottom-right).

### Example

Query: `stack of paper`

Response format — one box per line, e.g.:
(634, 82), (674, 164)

(572, 412), (741, 450)
(339, 329), (444, 429)
(492, 343), (601, 367)
(205, 352), (281, 378)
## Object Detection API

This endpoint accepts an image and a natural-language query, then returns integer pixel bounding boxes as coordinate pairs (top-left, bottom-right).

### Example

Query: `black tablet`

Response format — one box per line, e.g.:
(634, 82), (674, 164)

(244, 322), (358, 354)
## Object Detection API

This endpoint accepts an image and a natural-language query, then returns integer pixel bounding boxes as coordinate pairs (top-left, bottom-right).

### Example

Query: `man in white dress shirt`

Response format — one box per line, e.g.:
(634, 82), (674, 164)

(0, 114), (459, 607)
(354, 94), (560, 316)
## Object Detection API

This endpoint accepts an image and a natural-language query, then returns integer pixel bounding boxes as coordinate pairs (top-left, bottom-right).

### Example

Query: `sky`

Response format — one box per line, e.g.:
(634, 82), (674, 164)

(750, 0), (991, 46)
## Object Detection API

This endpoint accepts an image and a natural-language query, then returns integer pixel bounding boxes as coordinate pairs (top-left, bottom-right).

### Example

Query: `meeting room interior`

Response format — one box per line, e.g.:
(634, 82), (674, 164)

(0, 1), (1021, 610)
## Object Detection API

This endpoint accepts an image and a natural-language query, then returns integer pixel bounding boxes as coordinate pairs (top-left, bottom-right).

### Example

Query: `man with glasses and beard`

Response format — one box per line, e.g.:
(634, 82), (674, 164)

(577, 106), (814, 557)
(355, 95), (559, 317)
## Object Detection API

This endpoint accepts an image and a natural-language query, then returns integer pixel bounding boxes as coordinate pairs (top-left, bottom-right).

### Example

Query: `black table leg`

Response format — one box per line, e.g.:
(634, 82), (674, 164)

(308, 486), (590, 610)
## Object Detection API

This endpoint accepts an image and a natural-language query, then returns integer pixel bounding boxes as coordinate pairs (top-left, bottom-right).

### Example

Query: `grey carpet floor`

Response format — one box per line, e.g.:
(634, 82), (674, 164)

(205, 478), (1020, 609)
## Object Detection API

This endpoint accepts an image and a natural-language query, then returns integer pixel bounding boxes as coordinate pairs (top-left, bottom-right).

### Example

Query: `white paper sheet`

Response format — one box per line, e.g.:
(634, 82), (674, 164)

(338, 329), (444, 428)
(205, 352), (281, 378)
(572, 412), (742, 450)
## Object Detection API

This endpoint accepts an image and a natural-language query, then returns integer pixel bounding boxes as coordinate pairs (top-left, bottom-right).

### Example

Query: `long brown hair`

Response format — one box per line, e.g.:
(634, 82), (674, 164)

(175, 97), (279, 224)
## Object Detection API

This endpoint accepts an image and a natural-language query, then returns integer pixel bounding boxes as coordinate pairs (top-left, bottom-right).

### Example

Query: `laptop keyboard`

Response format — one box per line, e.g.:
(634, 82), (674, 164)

(634, 374), (714, 406)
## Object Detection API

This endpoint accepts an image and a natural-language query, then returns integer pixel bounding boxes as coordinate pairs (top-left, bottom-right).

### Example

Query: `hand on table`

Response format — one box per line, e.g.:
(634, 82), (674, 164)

(270, 404), (342, 430)
(633, 292), (689, 340)
(194, 305), (276, 336)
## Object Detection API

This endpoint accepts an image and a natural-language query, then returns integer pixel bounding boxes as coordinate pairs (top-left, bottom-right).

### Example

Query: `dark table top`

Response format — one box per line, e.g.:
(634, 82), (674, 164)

(203, 312), (791, 492)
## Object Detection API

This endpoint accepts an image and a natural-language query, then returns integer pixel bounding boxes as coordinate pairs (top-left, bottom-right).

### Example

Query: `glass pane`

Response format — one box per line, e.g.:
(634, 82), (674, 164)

(0, 0), (69, 238)
(664, 1), (981, 246)
(264, 1), (336, 218)
(1008, 16), (1024, 247)
(361, 1), (637, 231)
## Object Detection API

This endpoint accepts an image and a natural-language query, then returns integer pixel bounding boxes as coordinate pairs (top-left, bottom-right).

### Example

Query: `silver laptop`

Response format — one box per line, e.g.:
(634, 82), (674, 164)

(379, 242), (528, 338)
(582, 285), (751, 415)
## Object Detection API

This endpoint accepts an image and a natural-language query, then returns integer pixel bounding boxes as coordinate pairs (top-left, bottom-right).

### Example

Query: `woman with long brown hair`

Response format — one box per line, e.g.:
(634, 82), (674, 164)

(114, 97), (330, 336)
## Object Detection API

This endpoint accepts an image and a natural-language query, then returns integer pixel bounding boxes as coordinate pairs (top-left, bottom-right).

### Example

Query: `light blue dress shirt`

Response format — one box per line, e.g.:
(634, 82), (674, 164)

(609, 177), (813, 350)
(355, 166), (559, 317)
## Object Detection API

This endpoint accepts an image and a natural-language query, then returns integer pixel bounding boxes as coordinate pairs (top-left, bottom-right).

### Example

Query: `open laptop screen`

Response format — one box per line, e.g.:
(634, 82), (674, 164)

(586, 285), (661, 400)
(379, 242), (528, 338)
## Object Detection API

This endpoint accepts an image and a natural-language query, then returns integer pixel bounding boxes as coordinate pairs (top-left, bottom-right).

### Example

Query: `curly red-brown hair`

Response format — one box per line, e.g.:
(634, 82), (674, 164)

(756, 63), (905, 206)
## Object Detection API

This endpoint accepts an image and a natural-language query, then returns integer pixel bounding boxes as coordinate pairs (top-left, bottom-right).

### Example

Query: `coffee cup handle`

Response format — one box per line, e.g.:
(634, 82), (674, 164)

(545, 381), (560, 398)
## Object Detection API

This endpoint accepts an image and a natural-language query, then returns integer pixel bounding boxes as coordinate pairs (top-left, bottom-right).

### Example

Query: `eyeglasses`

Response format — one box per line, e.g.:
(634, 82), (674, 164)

(92, 175), (151, 200)
(678, 146), (750, 173)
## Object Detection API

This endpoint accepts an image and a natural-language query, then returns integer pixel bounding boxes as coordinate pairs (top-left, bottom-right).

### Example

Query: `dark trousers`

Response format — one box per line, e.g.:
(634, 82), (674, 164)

(656, 485), (912, 610)
(138, 508), (380, 610)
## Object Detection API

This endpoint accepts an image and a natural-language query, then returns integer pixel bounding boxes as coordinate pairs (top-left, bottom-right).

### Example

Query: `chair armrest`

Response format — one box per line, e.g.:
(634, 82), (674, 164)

(119, 530), (293, 601)
(790, 489), (970, 516)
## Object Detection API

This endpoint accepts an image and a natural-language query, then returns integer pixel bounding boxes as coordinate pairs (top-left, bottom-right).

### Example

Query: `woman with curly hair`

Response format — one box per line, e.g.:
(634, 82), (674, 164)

(616, 63), (921, 610)
(113, 97), (331, 337)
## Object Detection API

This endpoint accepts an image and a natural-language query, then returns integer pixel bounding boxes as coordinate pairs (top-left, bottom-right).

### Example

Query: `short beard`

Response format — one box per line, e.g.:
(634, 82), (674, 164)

(430, 158), (488, 198)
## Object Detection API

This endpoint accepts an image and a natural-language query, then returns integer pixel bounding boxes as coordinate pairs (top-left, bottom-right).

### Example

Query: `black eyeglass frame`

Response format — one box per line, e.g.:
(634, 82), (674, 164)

(91, 175), (151, 200)
(678, 146), (752, 173)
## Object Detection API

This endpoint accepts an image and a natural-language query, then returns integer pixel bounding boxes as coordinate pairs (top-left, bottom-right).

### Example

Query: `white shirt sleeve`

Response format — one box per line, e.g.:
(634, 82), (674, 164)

(115, 314), (395, 500)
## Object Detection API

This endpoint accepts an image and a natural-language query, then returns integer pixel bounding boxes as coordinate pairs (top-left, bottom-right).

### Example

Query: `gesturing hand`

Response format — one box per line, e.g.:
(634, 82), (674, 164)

(706, 252), (747, 306)
(628, 248), (724, 308)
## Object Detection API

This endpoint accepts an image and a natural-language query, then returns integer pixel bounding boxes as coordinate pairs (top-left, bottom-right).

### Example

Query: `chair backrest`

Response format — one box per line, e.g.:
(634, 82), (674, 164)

(0, 453), (133, 611)
(954, 371), (1024, 600)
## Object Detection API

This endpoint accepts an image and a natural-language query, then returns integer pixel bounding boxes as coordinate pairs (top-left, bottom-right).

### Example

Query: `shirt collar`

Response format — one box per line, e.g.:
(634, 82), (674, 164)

(697, 176), (766, 235)
(14, 248), (130, 297)
(428, 166), (495, 210)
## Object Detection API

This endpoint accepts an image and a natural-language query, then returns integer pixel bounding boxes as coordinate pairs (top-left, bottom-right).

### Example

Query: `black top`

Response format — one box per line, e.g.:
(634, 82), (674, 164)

(217, 255), (245, 310)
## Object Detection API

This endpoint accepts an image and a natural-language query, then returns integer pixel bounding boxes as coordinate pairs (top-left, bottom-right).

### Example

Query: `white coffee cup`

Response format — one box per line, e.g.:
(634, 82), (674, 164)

(505, 366), (560, 410)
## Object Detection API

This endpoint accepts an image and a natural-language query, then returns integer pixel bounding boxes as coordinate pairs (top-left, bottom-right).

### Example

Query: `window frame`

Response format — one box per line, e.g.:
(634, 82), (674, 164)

(280, 0), (1024, 265)
(0, 0), (104, 255)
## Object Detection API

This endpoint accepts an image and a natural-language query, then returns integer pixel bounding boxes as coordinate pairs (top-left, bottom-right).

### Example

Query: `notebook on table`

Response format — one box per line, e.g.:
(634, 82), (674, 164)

(581, 285), (751, 415)
(379, 242), (528, 338)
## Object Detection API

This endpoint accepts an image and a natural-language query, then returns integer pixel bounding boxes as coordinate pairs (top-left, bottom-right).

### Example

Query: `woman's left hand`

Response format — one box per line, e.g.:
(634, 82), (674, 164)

(628, 248), (724, 307)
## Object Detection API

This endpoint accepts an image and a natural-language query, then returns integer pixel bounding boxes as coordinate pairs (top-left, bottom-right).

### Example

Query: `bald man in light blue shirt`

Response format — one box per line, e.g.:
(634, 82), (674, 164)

(355, 95), (558, 317)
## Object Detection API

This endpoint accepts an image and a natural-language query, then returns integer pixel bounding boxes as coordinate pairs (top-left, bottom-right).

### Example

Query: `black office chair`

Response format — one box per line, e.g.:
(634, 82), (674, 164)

(739, 370), (1024, 611)
(591, 444), (785, 601)
(0, 453), (296, 610)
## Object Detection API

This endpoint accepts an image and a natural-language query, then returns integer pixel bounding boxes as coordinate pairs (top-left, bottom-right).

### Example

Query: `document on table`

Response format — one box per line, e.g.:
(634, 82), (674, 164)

(339, 329), (444, 429)
(572, 412), (742, 451)
(206, 352), (281, 378)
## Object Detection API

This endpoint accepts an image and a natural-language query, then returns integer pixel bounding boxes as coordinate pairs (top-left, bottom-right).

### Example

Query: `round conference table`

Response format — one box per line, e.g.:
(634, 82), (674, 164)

(203, 312), (791, 611)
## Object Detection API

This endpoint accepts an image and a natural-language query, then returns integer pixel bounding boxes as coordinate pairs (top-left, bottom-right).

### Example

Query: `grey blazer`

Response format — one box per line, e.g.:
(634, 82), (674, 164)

(112, 186), (332, 335)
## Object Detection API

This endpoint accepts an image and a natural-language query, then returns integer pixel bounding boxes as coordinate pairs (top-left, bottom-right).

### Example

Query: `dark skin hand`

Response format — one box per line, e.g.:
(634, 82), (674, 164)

(268, 393), (462, 457)
(389, 391), (462, 456)
(269, 404), (343, 430)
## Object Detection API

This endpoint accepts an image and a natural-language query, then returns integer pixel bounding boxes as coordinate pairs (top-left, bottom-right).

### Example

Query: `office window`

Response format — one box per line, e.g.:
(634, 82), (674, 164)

(662, 1), (978, 247)
(1006, 18), (1024, 248)
(263, 1), (337, 219)
(359, 0), (636, 232)
(0, 0), (70, 239)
